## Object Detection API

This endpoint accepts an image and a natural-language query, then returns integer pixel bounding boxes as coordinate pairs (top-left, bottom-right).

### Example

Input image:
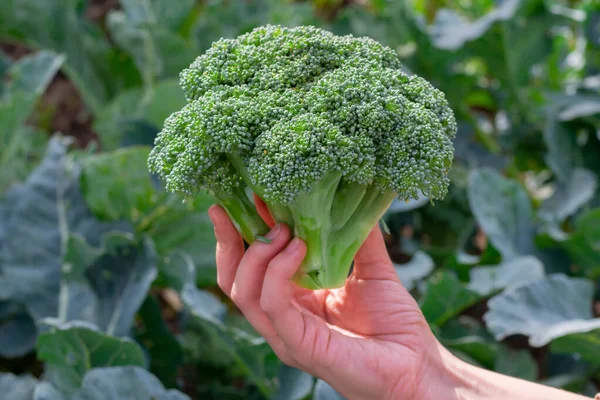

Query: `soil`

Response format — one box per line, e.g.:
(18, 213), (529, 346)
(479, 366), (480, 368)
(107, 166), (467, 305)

(1, 40), (99, 148)
(0, 0), (121, 149)
(86, 0), (120, 24)
(38, 73), (98, 148)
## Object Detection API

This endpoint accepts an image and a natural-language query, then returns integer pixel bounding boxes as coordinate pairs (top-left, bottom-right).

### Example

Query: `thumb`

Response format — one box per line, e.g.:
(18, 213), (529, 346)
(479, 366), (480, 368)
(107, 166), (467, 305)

(351, 225), (400, 282)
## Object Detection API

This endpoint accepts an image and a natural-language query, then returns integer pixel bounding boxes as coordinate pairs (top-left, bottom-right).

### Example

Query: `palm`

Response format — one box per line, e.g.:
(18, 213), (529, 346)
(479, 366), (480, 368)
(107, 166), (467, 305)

(299, 276), (423, 337)
(211, 198), (439, 400)
(287, 261), (433, 399)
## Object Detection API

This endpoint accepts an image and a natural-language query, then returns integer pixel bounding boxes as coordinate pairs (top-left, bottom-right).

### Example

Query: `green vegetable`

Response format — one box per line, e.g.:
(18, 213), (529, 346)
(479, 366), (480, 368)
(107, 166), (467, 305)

(148, 25), (456, 289)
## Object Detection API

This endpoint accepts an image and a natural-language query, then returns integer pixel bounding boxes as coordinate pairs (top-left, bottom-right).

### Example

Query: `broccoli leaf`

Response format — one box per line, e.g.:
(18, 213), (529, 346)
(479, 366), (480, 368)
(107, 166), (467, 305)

(420, 271), (482, 327)
(0, 51), (63, 191)
(35, 367), (190, 400)
(36, 320), (146, 393)
(484, 274), (600, 347)
(468, 168), (535, 260)
(0, 373), (37, 400)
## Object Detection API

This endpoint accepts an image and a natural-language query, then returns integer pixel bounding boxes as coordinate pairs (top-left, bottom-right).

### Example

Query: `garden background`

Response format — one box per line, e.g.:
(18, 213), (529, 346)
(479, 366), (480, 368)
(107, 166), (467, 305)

(1, 0), (600, 399)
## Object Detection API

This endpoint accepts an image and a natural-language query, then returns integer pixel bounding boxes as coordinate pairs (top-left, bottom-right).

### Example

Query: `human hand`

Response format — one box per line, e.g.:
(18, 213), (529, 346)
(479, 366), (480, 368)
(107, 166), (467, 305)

(209, 196), (595, 400)
(207, 197), (449, 400)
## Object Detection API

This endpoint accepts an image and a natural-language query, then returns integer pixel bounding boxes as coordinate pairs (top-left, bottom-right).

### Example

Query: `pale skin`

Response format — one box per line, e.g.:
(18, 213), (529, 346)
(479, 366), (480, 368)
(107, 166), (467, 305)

(208, 196), (594, 400)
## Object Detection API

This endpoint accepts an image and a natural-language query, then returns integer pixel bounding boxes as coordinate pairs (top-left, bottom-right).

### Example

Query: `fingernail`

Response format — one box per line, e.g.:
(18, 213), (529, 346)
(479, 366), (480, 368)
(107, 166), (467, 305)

(265, 224), (280, 240)
(284, 238), (302, 254)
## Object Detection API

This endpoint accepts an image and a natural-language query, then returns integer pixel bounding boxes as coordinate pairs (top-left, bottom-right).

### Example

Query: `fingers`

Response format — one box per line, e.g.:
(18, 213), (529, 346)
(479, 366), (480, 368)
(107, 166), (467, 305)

(261, 238), (335, 368)
(208, 205), (245, 295)
(352, 225), (400, 282)
(227, 223), (297, 364)
(231, 223), (290, 308)
(254, 194), (276, 227)
(260, 239), (310, 346)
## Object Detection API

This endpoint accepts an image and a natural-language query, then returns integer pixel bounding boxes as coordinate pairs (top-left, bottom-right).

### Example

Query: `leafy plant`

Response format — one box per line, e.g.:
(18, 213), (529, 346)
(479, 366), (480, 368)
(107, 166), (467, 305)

(0, 0), (599, 398)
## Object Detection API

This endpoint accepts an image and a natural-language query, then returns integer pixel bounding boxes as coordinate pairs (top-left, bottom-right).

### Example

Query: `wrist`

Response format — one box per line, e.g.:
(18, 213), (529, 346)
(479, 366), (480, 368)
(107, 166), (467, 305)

(418, 341), (591, 400)
(415, 342), (480, 400)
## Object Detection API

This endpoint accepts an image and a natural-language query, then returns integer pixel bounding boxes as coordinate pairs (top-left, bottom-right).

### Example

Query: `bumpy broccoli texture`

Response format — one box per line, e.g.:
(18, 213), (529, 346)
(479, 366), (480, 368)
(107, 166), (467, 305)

(148, 25), (456, 289)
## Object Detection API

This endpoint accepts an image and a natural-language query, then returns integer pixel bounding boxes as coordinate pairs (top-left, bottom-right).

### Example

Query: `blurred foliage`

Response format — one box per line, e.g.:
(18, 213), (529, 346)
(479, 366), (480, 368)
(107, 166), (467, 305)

(0, 0), (600, 399)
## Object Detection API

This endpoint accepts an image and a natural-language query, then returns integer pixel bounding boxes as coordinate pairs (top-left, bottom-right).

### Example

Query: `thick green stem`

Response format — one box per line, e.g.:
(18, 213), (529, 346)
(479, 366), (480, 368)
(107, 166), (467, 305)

(322, 186), (397, 288)
(265, 172), (397, 290)
(214, 185), (269, 244)
(268, 171), (343, 289)
(226, 151), (397, 289)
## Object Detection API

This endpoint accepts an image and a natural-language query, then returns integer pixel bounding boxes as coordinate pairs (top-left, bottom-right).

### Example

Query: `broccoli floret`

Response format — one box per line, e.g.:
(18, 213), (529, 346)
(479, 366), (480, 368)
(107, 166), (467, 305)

(148, 25), (456, 289)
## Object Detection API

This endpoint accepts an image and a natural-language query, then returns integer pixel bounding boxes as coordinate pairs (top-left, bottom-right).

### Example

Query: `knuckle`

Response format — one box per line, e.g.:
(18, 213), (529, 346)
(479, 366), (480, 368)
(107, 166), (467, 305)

(267, 258), (280, 270)
(230, 286), (244, 304)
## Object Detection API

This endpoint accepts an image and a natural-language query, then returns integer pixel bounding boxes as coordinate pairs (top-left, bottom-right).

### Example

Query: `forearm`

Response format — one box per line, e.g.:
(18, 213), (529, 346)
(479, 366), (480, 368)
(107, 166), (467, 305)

(425, 346), (592, 400)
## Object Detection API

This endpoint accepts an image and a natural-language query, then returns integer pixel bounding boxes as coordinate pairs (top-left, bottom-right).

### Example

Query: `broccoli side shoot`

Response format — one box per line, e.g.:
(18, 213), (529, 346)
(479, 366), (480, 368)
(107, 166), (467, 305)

(148, 25), (456, 289)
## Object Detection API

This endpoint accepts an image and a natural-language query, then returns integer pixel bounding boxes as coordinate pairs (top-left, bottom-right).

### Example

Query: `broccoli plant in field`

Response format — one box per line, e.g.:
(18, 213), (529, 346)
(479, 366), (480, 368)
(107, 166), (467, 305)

(148, 25), (456, 290)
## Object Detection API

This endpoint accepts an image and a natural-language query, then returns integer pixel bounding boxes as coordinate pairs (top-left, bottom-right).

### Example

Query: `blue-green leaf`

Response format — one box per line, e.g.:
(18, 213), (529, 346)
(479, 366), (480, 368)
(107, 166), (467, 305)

(468, 168), (535, 260)
(313, 380), (346, 400)
(0, 301), (37, 358)
(467, 256), (545, 296)
(35, 367), (190, 400)
(0, 51), (63, 190)
(394, 251), (435, 291)
(540, 168), (597, 222)
(0, 137), (132, 321)
(273, 365), (313, 400)
(0, 373), (37, 400)
(36, 320), (146, 393)
(429, 0), (520, 50)
(182, 284), (277, 396)
(484, 274), (600, 347)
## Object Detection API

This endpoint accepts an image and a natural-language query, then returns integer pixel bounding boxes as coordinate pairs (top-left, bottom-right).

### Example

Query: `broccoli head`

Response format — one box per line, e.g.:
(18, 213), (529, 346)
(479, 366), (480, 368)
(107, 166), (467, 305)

(148, 25), (456, 289)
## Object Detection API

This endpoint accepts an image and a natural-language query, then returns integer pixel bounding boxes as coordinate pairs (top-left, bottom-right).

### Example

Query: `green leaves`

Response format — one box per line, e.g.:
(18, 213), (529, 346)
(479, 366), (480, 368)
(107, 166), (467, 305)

(0, 0), (138, 114)
(467, 256), (545, 296)
(540, 168), (597, 222)
(0, 0), (598, 398)
(36, 367), (190, 400)
(79, 145), (217, 288)
(81, 147), (156, 223)
(393, 251), (434, 290)
(182, 285), (278, 397)
(429, 0), (520, 50)
(0, 302), (37, 358)
(551, 329), (600, 367)
(36, 320), (146, 393)
(0, 51), (63, 191)
(135, 296), (183, 388)
(0, 373), (37, 400)
(0, 137), (133, 321)
(420, 271), (482, 326)
(313, 380), (346, 400)
(560, 209), (600, 278)
(495, 348), (538, 381)
(468, 168), (535, 260)
(94, 79), (186, 150)
(106, 0), (198, 87)
(484, 274), (600, 347)
(272, 365), (314, 400)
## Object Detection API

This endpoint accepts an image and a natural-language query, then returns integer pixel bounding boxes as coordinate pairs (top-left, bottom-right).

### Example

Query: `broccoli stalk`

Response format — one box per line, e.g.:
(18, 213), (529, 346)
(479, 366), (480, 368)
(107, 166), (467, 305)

(212, 185), (269, 245)
(276, 180), (397, 289)
(148, 25), (456, 290)
(216, 169), (396, 289)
